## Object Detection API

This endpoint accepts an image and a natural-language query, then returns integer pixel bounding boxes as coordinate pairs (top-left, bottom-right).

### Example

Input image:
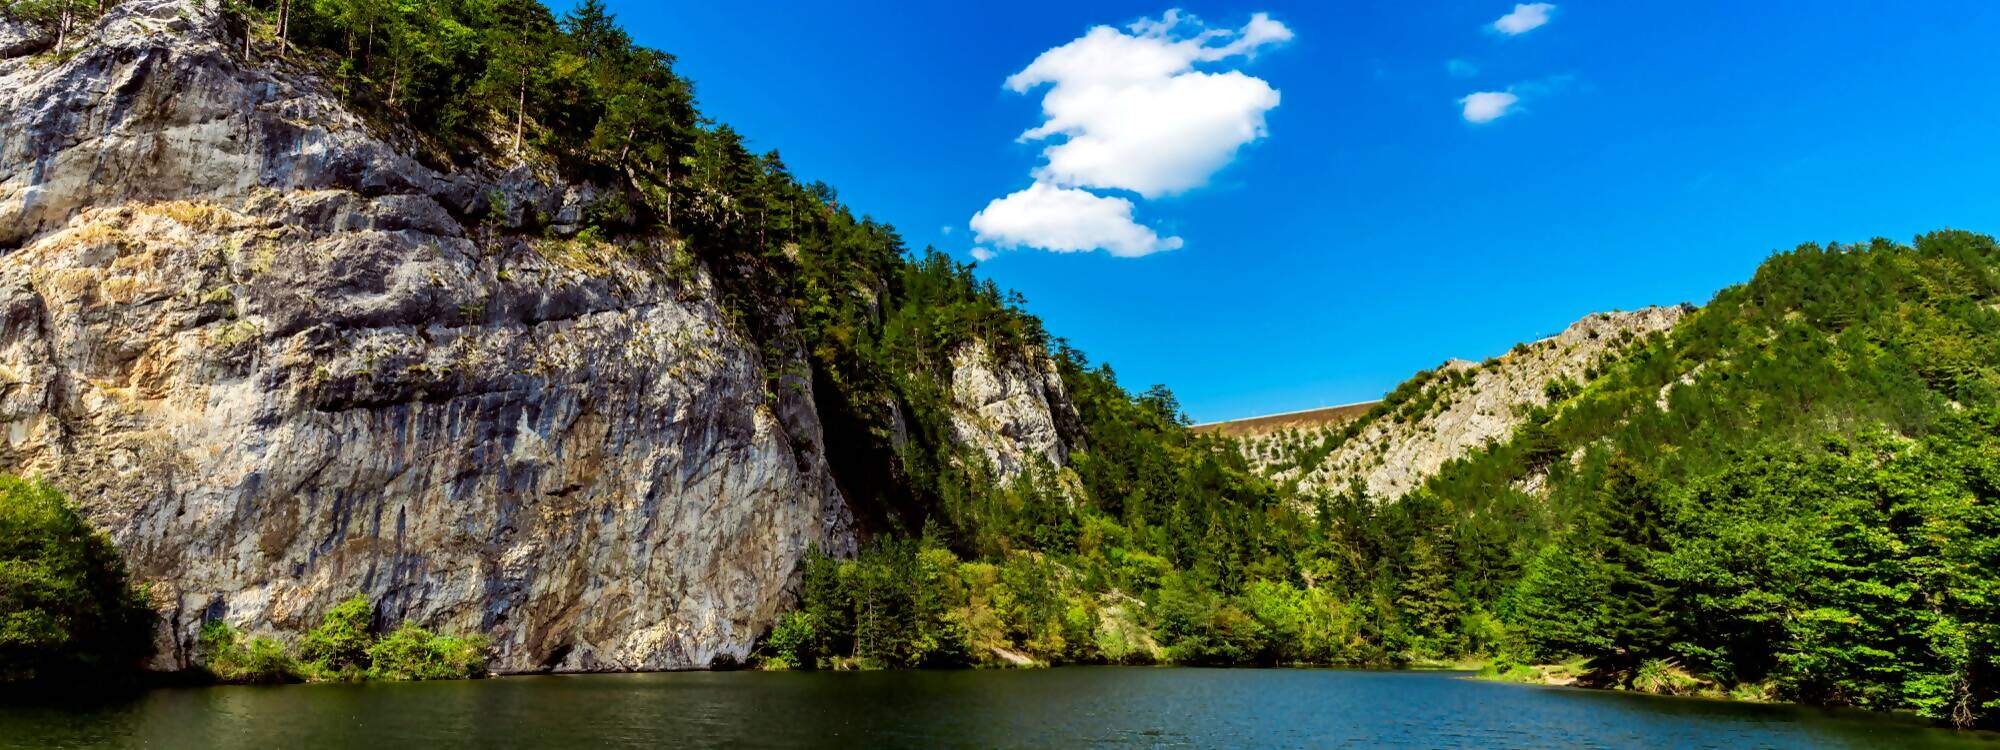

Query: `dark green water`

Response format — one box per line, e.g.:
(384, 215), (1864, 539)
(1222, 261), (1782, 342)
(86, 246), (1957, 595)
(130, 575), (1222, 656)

(4, 668), (1995, 749)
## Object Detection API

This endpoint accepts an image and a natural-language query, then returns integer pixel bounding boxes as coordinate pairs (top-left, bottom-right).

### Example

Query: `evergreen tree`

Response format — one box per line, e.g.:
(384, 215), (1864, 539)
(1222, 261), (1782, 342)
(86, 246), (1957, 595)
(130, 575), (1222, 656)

(1580, 456), (1678, 683)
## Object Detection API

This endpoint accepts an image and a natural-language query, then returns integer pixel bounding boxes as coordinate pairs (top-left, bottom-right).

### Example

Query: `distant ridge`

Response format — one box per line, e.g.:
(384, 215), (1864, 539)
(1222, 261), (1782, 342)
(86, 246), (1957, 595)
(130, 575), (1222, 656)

(1190, 401), (1381, 437)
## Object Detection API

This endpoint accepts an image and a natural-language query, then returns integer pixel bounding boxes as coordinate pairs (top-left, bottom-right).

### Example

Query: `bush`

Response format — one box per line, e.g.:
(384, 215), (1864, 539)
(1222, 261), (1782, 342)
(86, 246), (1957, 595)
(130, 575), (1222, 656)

(1631, 658), (1707, 696)
(297, 595), (375, 679)
(366, 624), (488, 681)
(198, 621), (297, 683)
(0, 477), (153, 684)
(763, 611), (820, 670)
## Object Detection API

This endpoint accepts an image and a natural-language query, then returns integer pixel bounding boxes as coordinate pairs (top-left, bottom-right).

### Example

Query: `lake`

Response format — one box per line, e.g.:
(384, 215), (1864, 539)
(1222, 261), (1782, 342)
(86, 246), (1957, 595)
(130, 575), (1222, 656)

(3, 667), (1994, 748)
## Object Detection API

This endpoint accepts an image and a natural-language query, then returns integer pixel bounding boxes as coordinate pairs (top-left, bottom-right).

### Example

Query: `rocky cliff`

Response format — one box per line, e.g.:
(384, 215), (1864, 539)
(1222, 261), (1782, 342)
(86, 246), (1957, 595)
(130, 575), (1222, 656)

(947, 339), (1082, 483)
(1237, 306), (1689, 502)
(0, 0), (1076, 673)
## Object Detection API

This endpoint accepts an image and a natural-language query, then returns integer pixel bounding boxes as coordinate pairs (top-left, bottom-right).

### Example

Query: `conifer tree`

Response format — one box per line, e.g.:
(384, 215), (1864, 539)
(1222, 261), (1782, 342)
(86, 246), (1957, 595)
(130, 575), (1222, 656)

(1582, 456), (1678, 683)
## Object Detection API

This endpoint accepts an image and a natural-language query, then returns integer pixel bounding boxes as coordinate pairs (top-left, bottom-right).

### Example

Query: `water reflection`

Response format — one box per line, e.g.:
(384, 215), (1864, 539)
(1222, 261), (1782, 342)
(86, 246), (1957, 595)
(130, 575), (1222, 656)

(4, 668), (1995, 749)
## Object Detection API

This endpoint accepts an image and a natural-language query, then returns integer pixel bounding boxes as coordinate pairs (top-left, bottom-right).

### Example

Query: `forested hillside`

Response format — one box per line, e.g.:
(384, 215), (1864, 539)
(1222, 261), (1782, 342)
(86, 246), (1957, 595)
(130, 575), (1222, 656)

(1435, 233), (2000, 726)
(4, 0), (1998, 730)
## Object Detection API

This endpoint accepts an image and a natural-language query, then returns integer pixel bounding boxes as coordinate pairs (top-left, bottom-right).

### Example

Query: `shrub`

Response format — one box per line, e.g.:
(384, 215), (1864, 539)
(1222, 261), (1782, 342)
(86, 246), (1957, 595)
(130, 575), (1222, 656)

(0, 477), (153, 684)
(1631, 658), (1706, 696)
(198, 621), (297, 683)
(763, 611), (820, 670)
(298, 595), (374, 679)
(366, 624), (488, 681)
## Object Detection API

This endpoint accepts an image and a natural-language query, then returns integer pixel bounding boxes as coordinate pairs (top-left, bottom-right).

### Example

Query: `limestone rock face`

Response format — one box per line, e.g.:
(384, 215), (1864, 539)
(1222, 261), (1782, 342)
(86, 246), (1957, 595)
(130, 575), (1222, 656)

(0, 16), (47, 58)
(0, 0), (853, 673)
(946, 339), (1082, 483)
(1252, 306), (1689, 502)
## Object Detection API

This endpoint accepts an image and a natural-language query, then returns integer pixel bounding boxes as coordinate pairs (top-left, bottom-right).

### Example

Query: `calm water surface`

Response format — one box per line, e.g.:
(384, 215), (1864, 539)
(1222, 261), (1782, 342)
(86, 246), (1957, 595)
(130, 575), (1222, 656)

(3, 667), (1996, 749)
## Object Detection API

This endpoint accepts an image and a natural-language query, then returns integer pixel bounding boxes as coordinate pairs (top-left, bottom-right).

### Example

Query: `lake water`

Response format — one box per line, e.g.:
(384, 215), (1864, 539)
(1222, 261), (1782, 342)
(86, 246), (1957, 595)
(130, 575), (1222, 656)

(3, 667), (1994, 748)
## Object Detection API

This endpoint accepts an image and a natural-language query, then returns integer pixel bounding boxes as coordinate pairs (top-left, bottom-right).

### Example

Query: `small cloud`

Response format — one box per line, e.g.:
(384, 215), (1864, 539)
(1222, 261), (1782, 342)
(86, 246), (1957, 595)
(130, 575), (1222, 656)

(940, 225), (954, 235)
(1446, 58), (1480, 78)
(1491, 3), (1556, 35)
(970, 182), (1183, 258)
(1459, 91), (1519, 123)
(973, 9), (1291, 258)
(1003, 9), (1292, 199)
(970, 247), (995, 262)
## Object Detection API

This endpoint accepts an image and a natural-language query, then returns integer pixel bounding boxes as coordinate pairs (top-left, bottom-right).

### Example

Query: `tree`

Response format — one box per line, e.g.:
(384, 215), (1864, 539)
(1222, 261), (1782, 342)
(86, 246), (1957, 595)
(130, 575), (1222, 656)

(298, 594), (375, 677)
(1582, 456), (1679, 683)
(562, 0), (627, 62)
(0, 477), (154, 685)
(1395, 533), (1463, 656)
(474, 0), (555, 157)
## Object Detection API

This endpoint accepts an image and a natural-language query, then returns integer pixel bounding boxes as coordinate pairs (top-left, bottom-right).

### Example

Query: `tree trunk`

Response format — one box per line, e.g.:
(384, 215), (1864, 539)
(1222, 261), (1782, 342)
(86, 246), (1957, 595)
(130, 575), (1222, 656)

(278, 0), (290, 58)
(54, 0), (71, 54)
(513, 79), (526, 157)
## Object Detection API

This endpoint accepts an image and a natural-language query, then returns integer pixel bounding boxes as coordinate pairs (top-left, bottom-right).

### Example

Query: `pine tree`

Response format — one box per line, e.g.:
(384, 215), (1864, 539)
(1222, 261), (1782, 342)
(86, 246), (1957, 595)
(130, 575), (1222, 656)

(1583, 456), (1678, 683)
(1395, 533), (1462, 655)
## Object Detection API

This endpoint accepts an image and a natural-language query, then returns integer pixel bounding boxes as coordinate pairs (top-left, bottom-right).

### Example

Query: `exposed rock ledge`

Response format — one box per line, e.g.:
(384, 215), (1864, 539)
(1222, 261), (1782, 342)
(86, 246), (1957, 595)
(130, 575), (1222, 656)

(1266, 306), (1689, 502)
(947, 339), (1083, 484)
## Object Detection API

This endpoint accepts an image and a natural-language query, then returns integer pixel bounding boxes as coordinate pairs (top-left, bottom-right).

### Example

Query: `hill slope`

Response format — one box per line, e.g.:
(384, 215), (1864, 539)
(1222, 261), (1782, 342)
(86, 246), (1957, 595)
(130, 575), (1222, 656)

(1233, 306), (1688, 502)
(1245, 232), (2000, 726)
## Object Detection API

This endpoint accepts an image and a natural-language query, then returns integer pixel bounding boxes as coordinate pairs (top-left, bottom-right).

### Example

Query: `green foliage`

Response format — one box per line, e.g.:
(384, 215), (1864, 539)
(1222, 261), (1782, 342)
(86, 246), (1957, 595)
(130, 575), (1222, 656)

(0, 477), (153, 685)
(297, 594), (374, 679)
(761, 612), (820, 670)
(199, 621), (297, 683)
(197, 595), (487, 683)
(1461, 232), (2000, 726)
(367, 624), (488, 681)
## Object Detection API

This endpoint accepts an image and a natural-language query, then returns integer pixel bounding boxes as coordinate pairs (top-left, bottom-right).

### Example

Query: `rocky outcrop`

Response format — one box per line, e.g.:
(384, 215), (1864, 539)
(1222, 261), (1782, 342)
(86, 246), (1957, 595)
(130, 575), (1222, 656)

(1244, 306), (1688, 502)
(946, 339), (1082, 483)
(0, 0), (855, 673)
(0, 16), (49, 58)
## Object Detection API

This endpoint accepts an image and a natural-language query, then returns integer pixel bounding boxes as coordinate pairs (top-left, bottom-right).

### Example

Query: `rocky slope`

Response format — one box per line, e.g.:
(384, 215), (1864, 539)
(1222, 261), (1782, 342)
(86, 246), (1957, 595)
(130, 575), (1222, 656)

(1238, 306), (1689, 501)
(0, 1), (1075, 673)
(947, 339), (1082, 483)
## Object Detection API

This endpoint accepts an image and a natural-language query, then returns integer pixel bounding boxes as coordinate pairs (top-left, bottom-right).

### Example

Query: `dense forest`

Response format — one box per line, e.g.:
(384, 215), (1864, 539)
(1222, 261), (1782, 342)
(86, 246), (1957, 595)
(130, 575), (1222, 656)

(5, 0), (1999, 730)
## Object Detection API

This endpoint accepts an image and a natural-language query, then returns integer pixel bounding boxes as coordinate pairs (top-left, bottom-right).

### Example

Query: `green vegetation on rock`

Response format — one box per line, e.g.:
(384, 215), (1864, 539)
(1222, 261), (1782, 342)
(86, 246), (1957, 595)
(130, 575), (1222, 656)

(199, 621), (295, 684)
(199, 594), (488, 683)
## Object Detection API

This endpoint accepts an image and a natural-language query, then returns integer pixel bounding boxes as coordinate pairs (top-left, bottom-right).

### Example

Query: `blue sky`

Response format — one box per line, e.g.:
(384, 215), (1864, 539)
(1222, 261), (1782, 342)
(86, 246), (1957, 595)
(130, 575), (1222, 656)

(597, 1), (2000, 423)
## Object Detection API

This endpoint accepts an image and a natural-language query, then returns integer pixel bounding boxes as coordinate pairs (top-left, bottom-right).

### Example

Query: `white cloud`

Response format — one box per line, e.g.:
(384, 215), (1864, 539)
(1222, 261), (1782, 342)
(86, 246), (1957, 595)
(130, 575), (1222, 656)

(1491, 3), (1556, 35)
(1004, 10), (1291, 199)
(940, 225), (954, 235)
(1446, 58), (1480, 78)
(970, 247), (995, 262)
(1459, 91), (1519, 123)
(970, 183), (1183, 258)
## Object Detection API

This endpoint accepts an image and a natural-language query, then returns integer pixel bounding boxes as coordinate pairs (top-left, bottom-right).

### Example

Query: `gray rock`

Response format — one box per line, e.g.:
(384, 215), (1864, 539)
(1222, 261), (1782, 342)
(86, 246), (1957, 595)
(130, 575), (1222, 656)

(1248, 306), (1689, 502)
(947, 339), (1084, 484)
(0, 0), (866, 673)
(0, 17), (50, 59)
